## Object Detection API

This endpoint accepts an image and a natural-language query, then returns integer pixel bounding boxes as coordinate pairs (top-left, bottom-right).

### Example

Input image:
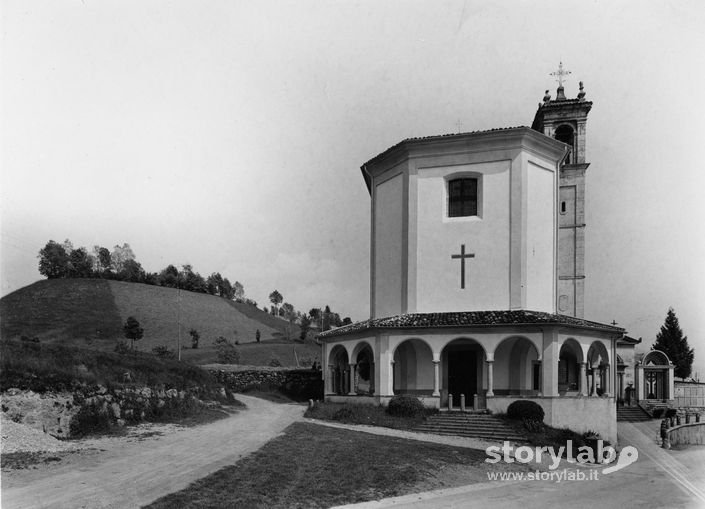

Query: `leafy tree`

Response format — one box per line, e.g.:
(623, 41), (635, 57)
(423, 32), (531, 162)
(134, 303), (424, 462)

(119, 258), (145, 282)
(282, 302), (296, 340)
(269, 290), (283, 315)
(342, 317), (352, 325)
(93, 246), (113, 275)
(653, 308), (695, 379)
(159, 264), (179, 288)
(206, 272), (224, 295)
(180, 264), (207, 293)
(255, 329), (261, 343)
(111, 243), (135, 274)
(299, 314), (311, 341)
(189, 328), (200, 349)
(232, 281), (245, 301)
(67, 247), (95, 278)
(38, 240), (70, 278)
(220, 278), (234, 299)
(123, 316), (144, 351)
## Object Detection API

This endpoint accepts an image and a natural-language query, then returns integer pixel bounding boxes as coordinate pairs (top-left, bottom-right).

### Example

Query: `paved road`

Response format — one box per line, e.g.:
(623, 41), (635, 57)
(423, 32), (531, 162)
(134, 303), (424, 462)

(2, 395), (305, 509)
(334, 419), (705, 509)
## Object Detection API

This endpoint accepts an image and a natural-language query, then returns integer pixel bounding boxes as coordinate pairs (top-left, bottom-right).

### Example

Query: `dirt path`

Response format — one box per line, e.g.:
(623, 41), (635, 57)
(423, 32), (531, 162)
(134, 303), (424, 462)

(2, 395), (305, 509)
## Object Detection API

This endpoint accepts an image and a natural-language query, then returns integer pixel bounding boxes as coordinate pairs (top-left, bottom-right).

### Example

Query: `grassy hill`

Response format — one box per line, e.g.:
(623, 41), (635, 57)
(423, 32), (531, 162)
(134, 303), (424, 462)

(0, 279), (320, 366)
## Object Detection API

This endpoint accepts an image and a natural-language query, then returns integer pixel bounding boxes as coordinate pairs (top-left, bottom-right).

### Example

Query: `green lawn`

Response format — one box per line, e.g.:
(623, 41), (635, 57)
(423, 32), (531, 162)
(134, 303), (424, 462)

(305, 401), (434, 430)
(146, 422), (528, 509)
(0, 279), (319, 366)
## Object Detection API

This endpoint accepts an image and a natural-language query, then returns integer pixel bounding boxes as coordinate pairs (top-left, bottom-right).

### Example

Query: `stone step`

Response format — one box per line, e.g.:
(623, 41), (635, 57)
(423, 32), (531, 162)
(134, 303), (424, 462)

(414, 413), (528, 442)
(616, 406), (652, 422)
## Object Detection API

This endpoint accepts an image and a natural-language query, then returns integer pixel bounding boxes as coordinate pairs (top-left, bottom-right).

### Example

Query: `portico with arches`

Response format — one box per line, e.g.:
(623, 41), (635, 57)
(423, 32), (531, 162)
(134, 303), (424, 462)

(319, 77), (625, 442)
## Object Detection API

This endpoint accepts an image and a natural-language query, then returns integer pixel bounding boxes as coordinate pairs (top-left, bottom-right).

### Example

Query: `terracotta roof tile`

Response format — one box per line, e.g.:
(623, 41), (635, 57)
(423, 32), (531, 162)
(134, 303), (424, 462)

(318, 310), (624, 339)
(362, 126), (531, 169)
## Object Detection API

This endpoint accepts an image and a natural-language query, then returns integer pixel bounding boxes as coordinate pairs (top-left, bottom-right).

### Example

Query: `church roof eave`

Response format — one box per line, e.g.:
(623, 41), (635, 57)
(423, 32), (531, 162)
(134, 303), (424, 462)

(360, 126), (567, 192)
(317, 310), (624, 340)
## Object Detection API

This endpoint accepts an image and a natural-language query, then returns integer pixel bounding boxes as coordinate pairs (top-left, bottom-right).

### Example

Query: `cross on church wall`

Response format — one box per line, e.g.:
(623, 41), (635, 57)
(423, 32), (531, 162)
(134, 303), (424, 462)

(451, 244), (475, 289)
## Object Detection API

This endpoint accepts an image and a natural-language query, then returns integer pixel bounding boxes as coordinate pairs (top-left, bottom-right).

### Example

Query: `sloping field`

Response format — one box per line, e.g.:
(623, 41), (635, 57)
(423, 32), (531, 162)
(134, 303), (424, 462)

(0, 279), (319, 365)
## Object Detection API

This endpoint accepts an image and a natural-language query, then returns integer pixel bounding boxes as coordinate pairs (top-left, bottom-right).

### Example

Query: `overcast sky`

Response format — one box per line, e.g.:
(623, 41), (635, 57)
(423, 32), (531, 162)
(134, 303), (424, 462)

(2, 1), (704, 375)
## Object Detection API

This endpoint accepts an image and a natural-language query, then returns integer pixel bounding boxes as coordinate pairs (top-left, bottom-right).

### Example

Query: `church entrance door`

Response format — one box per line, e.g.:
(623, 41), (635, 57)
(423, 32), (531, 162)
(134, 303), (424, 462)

(448, 350), (477, 406)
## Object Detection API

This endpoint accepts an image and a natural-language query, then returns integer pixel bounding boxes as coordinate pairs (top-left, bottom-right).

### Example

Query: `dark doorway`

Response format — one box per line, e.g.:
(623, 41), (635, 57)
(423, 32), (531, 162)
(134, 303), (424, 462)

(448, 350), (477, 405)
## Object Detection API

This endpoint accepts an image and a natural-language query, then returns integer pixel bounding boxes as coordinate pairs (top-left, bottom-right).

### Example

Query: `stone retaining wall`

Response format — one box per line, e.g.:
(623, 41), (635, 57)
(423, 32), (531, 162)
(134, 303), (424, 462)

(1, 384), (225, 438)
(209, 368), (323, 401)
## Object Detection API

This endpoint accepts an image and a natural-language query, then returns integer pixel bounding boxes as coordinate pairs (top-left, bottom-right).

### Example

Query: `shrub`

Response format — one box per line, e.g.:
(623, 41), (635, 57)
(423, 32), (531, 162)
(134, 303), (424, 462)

(152, 345), (175, 359)
(523, 417), (544, 432)
(20, 335), (40, 343)
(213, 337), (240, 364)
(268, 357), (282, 367)
(652, 408), (664, 418)
(332, 407), (356, 421)
(507, 400), (544, 423)
(387, 395), (425, 418)
(665, 408), (677, 418)
(189, 329), (199, 349)
(114, 340), (130, 355)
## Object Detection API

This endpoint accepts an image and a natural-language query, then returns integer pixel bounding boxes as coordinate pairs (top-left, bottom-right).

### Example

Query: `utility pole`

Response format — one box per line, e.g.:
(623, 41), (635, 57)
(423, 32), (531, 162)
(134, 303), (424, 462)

(177, 281), (182, 361)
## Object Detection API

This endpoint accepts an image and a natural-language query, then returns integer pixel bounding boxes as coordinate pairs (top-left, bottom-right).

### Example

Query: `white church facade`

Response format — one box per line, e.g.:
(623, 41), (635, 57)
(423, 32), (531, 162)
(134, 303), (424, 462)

(319, 79), (623, 441)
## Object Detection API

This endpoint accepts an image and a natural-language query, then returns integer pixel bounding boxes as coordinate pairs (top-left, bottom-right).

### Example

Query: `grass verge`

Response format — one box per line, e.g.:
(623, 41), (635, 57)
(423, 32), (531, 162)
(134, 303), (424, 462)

(304, 401), (434, 430)
(146, 421), (529, 509)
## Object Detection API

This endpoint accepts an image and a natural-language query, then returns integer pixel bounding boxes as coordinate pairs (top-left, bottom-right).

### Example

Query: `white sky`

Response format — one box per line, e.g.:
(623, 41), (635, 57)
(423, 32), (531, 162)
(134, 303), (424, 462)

(2, 1), (705, 375)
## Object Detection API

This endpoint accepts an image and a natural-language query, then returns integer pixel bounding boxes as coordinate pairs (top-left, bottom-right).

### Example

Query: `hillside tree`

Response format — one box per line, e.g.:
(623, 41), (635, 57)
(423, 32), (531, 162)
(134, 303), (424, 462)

(111, 243), (135, 274)
(269, 290), (283, 316)
(67, 247), (95, 278)
(282, 302), (296, 340)
(653, 308), (695, 379)
(123, 316), (144, 351)
(299, 314), (311, 341)
(93, 246), (113, 275)
(38, 240), (70, 278)
(232, 281), (244, 301)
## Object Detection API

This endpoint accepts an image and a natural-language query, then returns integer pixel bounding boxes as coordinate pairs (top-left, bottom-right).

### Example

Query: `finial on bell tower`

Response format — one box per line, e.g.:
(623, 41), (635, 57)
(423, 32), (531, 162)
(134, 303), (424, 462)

(543, 90), (551, 104)
(550, 61), (571, 101)
(578, 81), (586, 101)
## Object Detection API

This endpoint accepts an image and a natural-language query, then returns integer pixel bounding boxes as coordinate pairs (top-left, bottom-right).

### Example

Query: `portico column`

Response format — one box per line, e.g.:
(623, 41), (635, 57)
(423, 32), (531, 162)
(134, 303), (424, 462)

(579, 362), (588, 396)
(605, 363), (612, 397)
(432, 358), (441, 397)
(348, 363), (356, 395)
(486, 358), (495, 397)
(327, 367), (335, 394)
(389, 360), (395, 395)
(370, 362), (375, 395)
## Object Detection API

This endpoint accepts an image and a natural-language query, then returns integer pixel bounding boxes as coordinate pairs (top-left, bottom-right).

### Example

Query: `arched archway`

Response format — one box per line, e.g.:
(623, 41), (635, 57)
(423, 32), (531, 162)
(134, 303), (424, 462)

(392, 338), (434, 395)
(587, 341), (610, 396)
(441, 338), (486, 408)
(353, 342), (375, 395)
(642, 350), (671, 400)
(328, 345), (349, 395)
(493, 337), (540, 396)
(554, 124), (575, 164)
(559, 339), (583, 394)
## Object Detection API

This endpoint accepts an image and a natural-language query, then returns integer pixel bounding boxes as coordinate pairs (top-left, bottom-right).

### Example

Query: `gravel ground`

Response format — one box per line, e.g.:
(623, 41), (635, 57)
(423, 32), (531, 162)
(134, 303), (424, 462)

(1, 414), (80, 454)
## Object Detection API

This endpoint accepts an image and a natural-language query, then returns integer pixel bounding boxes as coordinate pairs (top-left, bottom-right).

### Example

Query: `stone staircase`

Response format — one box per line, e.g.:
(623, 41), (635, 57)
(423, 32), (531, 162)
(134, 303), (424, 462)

(617, 405), (652, 422)
(414, 411), (527, 442)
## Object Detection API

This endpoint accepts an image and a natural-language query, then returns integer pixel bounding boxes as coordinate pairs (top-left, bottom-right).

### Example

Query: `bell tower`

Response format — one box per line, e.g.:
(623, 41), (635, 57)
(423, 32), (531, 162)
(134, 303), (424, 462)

(532, 63), (592, 318)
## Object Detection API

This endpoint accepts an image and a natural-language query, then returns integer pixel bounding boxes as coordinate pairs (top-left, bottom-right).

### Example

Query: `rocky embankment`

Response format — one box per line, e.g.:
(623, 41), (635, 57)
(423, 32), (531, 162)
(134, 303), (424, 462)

(1, 384), (227, 452)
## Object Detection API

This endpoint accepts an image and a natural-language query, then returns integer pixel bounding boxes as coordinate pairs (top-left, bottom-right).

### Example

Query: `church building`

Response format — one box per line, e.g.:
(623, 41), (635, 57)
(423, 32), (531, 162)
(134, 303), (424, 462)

(319, 72), (624, 441)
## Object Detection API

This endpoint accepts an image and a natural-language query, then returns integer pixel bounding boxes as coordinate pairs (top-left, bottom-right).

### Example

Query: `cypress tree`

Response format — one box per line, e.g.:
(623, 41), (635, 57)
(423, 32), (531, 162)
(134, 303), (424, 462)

(653, 308), (694, 379)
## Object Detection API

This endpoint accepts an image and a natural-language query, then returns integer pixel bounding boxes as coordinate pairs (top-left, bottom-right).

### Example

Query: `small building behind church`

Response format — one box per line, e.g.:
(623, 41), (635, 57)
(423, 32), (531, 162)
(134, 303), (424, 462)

(319, 76), (625, 442)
